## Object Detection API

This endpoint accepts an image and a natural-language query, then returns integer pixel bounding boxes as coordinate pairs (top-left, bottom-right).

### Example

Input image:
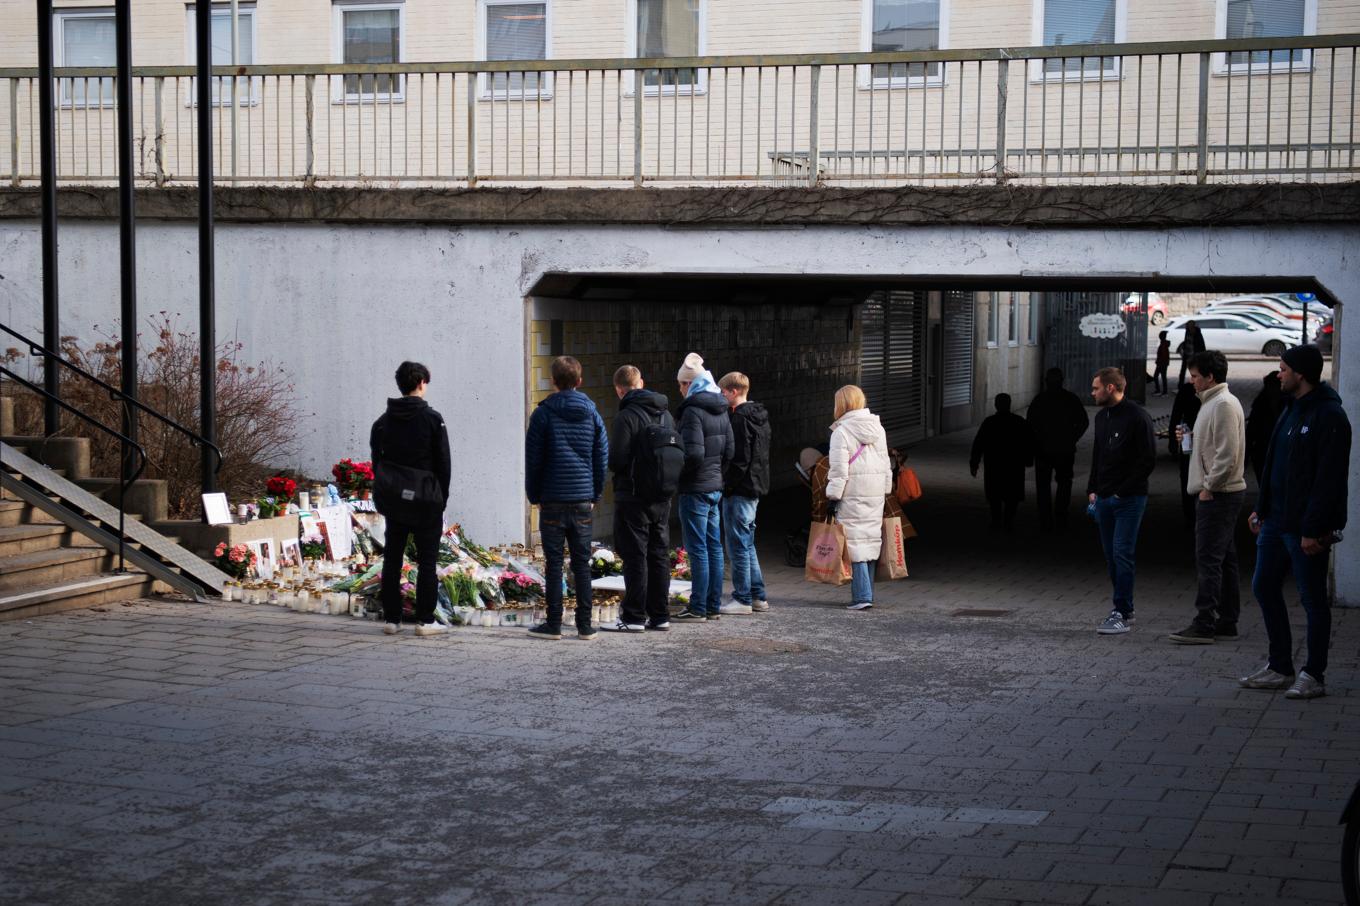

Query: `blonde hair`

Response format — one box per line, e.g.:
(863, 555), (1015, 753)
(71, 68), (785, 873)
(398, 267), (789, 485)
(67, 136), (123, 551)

(834, 384), (867, 420)
(613, 364), (642, 389)
(718, 371), (749, 393)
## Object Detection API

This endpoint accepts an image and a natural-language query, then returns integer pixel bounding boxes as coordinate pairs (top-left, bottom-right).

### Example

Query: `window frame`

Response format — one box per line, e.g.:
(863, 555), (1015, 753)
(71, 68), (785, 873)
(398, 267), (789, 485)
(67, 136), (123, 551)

(331, 0), (405, 104)
(476, 0), (553, 101)
(53, 8), (117, 109)
(1006, 293), (1019, 347)
(986, 291), (1000, 348)
(858, 0), (950, 90)
(1028, 0), (1127, 84)
(625, 0), (707, 97)
(1212, 0), (1315, 75)
(184, 4), (260, 107)
(1026, 293), (1040, 345)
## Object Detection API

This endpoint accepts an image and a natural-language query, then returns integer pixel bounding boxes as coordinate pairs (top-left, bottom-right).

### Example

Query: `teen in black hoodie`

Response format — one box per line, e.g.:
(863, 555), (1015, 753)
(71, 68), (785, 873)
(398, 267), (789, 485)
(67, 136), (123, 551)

(719, 372), (771, 614)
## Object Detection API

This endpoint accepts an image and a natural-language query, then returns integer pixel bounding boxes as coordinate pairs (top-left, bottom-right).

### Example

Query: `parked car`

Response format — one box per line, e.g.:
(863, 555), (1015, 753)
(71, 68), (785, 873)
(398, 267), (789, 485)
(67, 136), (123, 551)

(1165, 315), (1297, 358)
(1196, 306), (1291, 330)
(1204, 295), (1325, 328)
(1123, 292), (1169, 325)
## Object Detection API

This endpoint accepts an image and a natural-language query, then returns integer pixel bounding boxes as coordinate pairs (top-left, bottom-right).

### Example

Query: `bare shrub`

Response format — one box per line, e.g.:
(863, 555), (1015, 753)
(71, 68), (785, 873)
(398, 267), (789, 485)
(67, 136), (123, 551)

(2, 314), (305, 519)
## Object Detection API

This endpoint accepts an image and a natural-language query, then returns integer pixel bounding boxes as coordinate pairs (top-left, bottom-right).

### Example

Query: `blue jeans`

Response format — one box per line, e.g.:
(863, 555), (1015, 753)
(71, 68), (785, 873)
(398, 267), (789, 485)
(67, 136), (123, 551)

(539, 502), (594, 631)
(679, 491), (724, 615)
(722, 495), (766, 605)
(1094, 494), (1147, 618)
(851, 561), (874, 605)
(1251, 518), (1331, 681)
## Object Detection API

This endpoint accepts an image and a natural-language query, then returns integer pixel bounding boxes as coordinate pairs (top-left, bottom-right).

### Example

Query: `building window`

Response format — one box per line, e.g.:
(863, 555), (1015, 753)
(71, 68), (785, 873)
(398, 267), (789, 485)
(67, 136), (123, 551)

(631, 0), (704, 94)
(54, 11), (115, 108)
(333, 2), (404, 101)
(481, 0), (550, 99)
(862, 0), (947, 87)
(986, 292), (999, 347)
(1027, 293), (1040, 345)
(186, 5), (258, 106)
(1007, 293), (1018, 346)
(1216, 0), (1315, 73)
(1031, 0), (1125, 81)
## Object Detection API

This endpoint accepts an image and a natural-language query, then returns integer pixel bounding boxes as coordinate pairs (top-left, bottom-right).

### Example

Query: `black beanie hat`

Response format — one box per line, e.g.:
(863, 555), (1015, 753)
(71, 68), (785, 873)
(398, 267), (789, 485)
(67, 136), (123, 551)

(1281, 344), (1324, 385)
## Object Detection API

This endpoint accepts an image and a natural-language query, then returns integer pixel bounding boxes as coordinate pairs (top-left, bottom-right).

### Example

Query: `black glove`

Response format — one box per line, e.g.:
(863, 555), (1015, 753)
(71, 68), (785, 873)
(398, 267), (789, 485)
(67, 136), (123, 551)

(826, 501), (839, 518)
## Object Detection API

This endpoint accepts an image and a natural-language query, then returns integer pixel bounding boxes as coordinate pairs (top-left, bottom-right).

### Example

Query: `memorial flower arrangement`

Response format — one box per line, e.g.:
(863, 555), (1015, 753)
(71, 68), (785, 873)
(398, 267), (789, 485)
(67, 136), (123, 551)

(332, 458), (374, 495)
(213, 542), (256, 580)
(256, 475), (296, 518)
(499, 571), (544, 603)
(590, 548), (622, 578)
(670, 547), (691, 580)
(300, 534), (327, 561)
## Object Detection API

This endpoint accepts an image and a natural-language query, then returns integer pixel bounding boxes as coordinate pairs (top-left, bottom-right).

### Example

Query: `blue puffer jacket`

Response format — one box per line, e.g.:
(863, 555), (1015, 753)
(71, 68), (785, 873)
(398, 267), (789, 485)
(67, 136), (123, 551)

(525, 389), (608, 505)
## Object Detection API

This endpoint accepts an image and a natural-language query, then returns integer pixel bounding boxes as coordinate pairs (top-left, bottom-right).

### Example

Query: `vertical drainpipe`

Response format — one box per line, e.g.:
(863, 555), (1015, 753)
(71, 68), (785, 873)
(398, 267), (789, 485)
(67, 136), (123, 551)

(36, 0), (59, 435)
(115, 0), (138, 469)
(195, 0), (217, 494)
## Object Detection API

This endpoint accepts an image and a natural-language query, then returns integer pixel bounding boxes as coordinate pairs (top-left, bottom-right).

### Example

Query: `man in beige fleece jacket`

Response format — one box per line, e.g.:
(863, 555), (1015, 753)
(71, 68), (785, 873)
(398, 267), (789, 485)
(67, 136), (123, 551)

(1170, 350), (1248, 645)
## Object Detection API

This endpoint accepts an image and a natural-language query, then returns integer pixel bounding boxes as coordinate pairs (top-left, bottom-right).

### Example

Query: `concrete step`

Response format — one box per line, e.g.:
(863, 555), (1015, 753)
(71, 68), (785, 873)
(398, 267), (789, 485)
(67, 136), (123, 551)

(0, 545), (113, 593)
(0, 435), (89, 480)
(73, 477), (169, 524)
(0, 572), (156, 622)
(0, 499), (61, 528)
(0, 523), (71, 557)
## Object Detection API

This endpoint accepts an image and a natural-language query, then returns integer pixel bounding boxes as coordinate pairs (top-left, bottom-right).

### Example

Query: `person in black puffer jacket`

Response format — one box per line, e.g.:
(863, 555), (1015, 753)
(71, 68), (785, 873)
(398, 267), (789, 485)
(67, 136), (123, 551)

(719, 371), (771, 615)
(370, 361), (451, 636)
(672, 353), (734, 622)
(524, 355), (608, 641)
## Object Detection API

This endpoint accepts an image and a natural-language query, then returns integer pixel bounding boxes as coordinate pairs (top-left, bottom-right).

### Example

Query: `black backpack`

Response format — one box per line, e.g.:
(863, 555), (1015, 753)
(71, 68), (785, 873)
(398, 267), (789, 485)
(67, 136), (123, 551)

(632, 412), (684, 502)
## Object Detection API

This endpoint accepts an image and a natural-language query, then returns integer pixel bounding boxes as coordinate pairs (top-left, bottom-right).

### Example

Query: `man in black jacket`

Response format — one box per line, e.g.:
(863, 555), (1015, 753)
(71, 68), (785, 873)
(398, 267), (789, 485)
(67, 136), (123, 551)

(673, 353), (734, 622)
(1026, 368), (1089, 531)
(605, 365), (674, 633)
(369, 361), (452, 637)
(970, 393), (1034, 532)
(719, 372), (771, 615)
(1086, 367), (1156, 636)
(1242, 345), (1351, 700)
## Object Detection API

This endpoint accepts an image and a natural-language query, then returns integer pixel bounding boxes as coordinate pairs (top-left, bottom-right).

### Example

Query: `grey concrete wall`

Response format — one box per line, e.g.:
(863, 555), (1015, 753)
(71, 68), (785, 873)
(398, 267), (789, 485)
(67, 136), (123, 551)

(0, 217), (1357, 601)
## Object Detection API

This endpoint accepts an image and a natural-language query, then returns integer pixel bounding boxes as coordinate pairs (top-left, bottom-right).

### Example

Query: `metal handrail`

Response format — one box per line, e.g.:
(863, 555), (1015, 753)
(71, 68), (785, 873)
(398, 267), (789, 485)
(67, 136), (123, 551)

(0, 33), (1356, 79)
(1, 365), (146, 572)
(0, 322), (224, 477)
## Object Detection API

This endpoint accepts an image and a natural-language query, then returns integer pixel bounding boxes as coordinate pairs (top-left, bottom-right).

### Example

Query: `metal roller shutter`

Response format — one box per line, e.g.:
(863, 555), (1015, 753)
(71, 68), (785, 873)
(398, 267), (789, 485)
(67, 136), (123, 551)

(860, 290), (927, 447)
(942, 290), (974, 409)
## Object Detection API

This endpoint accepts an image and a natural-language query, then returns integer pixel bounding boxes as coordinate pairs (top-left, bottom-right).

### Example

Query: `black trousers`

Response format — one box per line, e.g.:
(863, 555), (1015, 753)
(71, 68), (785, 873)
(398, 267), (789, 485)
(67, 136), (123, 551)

(381, 518), (441, 625)
(1034, 451), (1076, 530)
(614, 498), (672, 625)
(987, 496), (1019, 530)
(1152, 364), (1169, 395)
(1193, 490), (1244, 630)
(541, 502), (594, 631)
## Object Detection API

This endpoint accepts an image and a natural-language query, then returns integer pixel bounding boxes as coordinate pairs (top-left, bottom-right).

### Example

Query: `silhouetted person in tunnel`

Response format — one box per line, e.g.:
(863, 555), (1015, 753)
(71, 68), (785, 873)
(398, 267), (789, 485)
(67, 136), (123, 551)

(970, 393), (1034, 532)
(1026, 368), (1090, 532)
(1170, 379), (1203, 530)
(1245, 370), (1284, 488)
(1177, 320), (1207, 388)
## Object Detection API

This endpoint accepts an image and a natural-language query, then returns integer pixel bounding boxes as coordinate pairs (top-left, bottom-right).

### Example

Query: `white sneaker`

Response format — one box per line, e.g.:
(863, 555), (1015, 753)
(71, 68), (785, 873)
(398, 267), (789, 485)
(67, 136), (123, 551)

(1284, 671), (1325, 699)
(752, 600), (770, 612)
(719, 599), (753, 615)
(601, 620), (646, 633)
(415, 622), (449, 637)
(1239, 665), (1294, 690)
(847, 601), (873, 611)
(382, 623), (401, 635)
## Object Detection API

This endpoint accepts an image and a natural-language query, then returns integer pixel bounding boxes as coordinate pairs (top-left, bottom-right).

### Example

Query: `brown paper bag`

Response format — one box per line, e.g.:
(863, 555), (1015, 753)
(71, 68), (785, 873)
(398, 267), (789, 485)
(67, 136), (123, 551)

(877, 515), (909, 581)
(805, 520), (851, 586)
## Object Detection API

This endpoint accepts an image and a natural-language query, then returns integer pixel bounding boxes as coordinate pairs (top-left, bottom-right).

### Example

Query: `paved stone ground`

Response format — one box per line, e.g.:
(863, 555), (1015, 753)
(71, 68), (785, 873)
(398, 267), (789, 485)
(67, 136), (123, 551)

(2, 369), (1355, 906)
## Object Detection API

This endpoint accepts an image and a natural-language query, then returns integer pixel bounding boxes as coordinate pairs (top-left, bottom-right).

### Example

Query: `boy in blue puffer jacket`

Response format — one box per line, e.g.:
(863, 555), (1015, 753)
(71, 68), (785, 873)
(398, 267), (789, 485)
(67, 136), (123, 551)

(525, 356), (608, 640)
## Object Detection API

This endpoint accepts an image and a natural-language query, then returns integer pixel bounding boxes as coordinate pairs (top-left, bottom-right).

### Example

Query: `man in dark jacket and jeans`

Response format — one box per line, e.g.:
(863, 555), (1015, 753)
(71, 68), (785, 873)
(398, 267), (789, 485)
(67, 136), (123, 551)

(1086, 367), (1156, 636)
(673, 353), (734, 622)
(1026, 368), (1089, 532)
(605, 365), (674, 633)
(1242, 345), (1350, 700)
(525, 356), (608, 641)
(370, 361), (452, 637)
(719, 371), (771, 615)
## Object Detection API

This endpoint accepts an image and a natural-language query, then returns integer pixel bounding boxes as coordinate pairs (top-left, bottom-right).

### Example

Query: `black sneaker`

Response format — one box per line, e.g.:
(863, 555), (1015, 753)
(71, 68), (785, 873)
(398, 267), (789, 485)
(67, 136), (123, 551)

(646, 619), (671, 631)
(672, 609), (706, 622)
(1213, 623), (1239, 641)
(528, 623), (562, 640)
(705, 612), (721, 622)
(577, 626), (598, 641)
(1169, 623), (1215, 645)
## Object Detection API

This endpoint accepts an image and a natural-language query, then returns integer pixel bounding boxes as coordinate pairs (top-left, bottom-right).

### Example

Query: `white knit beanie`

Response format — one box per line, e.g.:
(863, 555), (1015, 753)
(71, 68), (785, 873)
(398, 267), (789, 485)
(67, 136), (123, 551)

(677, 352), (705, 382)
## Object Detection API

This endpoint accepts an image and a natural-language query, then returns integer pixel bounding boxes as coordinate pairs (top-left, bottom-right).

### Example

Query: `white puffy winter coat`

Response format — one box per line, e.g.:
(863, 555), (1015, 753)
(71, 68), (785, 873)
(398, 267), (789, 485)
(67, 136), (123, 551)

(826, 408), (892, 562)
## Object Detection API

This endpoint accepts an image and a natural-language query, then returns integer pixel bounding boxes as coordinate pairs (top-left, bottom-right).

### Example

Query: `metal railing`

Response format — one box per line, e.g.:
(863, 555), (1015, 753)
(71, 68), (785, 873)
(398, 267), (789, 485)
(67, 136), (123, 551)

(1, 34), (1357, 188)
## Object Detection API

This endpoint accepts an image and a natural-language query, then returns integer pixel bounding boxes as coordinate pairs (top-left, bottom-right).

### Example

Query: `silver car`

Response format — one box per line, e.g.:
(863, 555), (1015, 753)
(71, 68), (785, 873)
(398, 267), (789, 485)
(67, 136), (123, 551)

(1166, 315), (1296, 357)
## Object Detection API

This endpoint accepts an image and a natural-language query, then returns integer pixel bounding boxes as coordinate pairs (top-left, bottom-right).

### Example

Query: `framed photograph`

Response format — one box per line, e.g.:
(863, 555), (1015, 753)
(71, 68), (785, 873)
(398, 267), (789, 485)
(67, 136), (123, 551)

(202, 492), (232, 526)
(278, 537), (301, 569)
(248, 539), (275, 580)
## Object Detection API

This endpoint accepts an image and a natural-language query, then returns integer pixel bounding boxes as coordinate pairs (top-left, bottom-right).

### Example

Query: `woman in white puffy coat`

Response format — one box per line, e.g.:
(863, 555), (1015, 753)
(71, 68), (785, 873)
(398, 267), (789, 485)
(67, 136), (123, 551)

(826, 385), (893, 611)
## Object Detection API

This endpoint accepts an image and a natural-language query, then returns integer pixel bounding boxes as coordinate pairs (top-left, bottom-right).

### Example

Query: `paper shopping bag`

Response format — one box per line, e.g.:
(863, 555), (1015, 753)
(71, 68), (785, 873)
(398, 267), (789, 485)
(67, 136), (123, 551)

(877, 515), (910, 581)
(804, 519), (851, 586)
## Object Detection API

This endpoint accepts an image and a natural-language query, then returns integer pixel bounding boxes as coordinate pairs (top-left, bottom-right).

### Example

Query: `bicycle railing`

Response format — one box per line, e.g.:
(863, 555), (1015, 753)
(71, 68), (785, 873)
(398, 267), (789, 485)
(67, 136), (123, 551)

(1, 364), (146, 572)
(0, 322), (224, 479)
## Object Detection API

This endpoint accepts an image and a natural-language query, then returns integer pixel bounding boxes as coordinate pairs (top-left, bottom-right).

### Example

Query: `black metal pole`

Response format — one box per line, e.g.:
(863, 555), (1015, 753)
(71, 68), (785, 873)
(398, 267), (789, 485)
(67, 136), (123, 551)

(195, 1), (217, 495)
(36, 0), (59, 436)
(115, 0), (137, 500)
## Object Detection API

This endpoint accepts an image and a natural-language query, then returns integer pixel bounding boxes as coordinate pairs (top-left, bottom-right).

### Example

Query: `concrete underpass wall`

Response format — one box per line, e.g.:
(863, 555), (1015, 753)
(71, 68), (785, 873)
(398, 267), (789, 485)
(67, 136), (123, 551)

(0, 219), (1357, 602)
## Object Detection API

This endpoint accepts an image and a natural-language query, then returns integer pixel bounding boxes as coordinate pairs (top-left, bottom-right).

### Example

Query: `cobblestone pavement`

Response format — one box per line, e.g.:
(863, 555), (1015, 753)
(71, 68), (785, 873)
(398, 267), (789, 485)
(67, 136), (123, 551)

(2, 378), (1355, 906)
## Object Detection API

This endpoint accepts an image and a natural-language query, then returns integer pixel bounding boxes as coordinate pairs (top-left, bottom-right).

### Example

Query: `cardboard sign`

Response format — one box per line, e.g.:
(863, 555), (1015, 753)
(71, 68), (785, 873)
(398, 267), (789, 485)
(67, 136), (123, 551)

(315, 505), (353, 560)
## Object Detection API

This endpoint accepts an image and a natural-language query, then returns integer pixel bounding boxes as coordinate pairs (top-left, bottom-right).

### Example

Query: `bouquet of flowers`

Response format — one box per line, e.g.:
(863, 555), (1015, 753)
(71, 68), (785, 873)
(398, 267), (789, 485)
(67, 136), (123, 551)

(440, 568), (480, 608)
(213, 542), (256, 580)
(670, 547), (691, 580)
(257, 497), (286, 519)
(332, 458), (375, 496)
(300, 534), (327, 561)
(499, 571), (545, 604)
(266, 475), (297, 500)
(590, 548), (623, 579)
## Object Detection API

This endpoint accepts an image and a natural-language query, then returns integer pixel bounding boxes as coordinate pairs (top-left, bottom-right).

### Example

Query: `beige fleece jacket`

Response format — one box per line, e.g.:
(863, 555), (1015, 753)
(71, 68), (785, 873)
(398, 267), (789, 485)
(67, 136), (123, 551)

(1187, 382), (1247, 494)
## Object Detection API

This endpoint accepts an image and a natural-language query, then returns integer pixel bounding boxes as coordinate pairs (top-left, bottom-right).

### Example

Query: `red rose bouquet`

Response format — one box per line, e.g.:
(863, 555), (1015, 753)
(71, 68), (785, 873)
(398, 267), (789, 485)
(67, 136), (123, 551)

(332, 459), (375, 495)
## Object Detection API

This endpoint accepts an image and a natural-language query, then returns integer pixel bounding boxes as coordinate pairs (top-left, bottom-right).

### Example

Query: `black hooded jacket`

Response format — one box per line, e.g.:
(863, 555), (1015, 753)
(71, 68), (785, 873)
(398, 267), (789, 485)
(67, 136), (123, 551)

(724, 401), (771, 498)
(609, 388), (673, 502)
(1255, 383), (1351, 537)
(677, 390), (734, 495)
(369, 396), (452, 503)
